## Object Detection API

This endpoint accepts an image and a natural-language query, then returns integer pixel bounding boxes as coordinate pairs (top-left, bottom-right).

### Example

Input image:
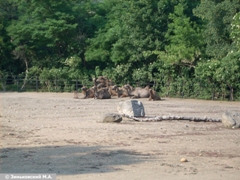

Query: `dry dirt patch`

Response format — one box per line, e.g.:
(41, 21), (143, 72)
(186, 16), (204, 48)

(0, 92), (240, 180)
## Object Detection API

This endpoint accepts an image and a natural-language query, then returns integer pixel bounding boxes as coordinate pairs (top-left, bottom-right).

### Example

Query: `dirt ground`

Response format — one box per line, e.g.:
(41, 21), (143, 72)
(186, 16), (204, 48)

(0, 92), (240, 180)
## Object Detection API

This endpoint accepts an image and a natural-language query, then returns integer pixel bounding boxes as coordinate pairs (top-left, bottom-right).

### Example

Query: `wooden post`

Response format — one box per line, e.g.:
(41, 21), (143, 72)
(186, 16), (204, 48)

(17, 76), (19, 92)
(36, 76), (38, 92)
(76, 79), (78, 92)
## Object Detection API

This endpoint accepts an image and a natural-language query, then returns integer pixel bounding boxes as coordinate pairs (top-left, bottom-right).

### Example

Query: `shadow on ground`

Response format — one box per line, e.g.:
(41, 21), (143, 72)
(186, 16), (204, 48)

(0, 145), (147, 175)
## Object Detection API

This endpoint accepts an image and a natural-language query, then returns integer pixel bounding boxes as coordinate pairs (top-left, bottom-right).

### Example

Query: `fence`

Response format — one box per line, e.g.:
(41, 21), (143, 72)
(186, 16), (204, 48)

(0, 77), (155, 93)
(0, 77), (86, 93)
(0, 76), (236, 101)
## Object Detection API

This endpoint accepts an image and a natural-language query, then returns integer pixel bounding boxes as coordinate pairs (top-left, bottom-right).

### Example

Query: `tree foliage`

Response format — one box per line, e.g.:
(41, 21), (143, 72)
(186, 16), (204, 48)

(0, 0), (240, 100)
(193, 0), (240, 59)
(161, 0), (203, 66)
(231, 12), (240, 50)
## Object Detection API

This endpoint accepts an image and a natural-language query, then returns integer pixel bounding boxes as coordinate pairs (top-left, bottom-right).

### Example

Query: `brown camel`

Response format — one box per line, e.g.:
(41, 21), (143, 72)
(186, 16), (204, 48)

(108, 85), (119, 96)
(116, 85), (131, 97)
(128, 86), (150, 98)
(93, 86), (111, 99)
(149, 89), (161, 101)
(81, 86), (95, 99)
(127, 85), (161, 101)
(93, 76), (111, 88)
(93, 76), (117, 97)
(96, 83), (106, 89)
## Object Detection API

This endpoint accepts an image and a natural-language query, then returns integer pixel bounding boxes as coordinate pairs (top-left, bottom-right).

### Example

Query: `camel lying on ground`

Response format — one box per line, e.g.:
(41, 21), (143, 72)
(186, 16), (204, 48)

(93, 86), (111, 99)
(108, 85), (119, 96)
(128, 86), (150, 98)
(116, 85), (132, 97)
(149, 89), (161, 101)
(127, 85), (161, 101)
(78, 76), (161, 100)
(81, 86), (95, 99)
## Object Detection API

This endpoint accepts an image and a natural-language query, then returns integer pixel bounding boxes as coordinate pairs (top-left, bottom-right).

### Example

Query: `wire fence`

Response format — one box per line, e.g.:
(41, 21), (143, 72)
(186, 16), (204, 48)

(0, 76), (236, 101)
(0, 77), (86, 93)
(0, 76), (158, 93)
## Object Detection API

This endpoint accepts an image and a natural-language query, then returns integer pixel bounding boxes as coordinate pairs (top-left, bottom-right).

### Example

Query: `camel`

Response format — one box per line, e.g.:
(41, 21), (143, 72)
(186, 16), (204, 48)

(93, 76), (117, 97)
(128, 85), (150, 98)
(91, 76), (161, 100)
(108, 85), (119, 96)
(127, 85), (161, 101)
(96, 83), (106, 89)
(149, 89), (161, 101)
(81, 86), (95, 99)
(112, 84), (134, 98)
(93, 76), (112, 88)
(123, 84), (134, 92)
(93, 86), (111, 99)
(116, 85), (131, 97)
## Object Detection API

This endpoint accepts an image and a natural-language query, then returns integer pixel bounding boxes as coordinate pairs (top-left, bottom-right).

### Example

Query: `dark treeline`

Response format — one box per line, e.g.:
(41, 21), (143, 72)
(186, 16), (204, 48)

(0, 0), (240, 100)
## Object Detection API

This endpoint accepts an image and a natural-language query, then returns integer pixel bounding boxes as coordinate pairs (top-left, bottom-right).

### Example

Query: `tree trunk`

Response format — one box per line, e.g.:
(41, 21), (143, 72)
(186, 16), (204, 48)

(20, 57), (29, 91)
(230, 86), (234, 101)
(12, 45), (29, 91)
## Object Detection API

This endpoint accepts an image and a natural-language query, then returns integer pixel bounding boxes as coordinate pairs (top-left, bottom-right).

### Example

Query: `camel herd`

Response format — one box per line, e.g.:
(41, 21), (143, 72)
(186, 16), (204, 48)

(74, 76), (161, 101)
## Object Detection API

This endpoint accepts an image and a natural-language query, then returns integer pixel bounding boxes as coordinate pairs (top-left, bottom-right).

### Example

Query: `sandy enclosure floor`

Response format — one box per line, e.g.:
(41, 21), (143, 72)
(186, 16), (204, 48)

(0, 92), (240, 180)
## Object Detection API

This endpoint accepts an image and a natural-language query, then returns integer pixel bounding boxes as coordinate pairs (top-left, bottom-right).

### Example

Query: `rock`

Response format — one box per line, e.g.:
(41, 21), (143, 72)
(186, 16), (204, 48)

(222, 111), (240, 128)
(180, 158), (188, 162)
(117, 100), (145, 117)
(102, 113), (122, 123)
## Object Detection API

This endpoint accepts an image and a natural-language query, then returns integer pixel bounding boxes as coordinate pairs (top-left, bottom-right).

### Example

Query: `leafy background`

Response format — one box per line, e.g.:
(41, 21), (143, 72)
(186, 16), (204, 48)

(0, 0), (240, 100)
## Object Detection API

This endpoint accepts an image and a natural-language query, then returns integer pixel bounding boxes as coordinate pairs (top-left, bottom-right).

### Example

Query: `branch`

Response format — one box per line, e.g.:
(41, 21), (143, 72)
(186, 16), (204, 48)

(123, 115), (222, 122)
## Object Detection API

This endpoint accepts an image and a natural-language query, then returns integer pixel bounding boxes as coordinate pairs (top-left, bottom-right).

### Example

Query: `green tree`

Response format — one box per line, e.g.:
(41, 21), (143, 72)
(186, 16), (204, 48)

(231, 12), (240, 50)
(7, 0), (78, 67)
(3, 0), (103, 88)
(164, 0), (203, 66)
(195, 59), (221, 100)
(148, 0), (203, 97)
(85, 0), (180, 83)
(218, 51), (240, 101)
(193, 0), (240, 59)
(0, 0), (21, 74)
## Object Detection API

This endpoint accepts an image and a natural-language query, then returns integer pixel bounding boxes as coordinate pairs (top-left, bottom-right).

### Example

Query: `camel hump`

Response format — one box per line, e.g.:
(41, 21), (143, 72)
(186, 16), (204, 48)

(145, 85), (150, 90)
